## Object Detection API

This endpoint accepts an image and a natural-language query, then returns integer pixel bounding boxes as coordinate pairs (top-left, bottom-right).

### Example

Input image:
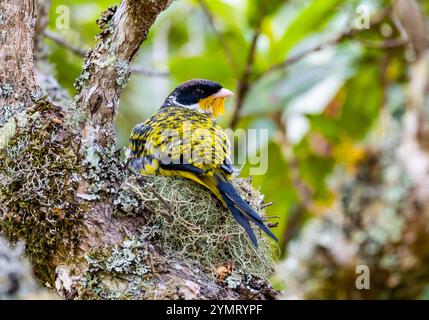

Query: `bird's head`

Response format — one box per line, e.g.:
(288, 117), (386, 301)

(162, 79), (234, 117)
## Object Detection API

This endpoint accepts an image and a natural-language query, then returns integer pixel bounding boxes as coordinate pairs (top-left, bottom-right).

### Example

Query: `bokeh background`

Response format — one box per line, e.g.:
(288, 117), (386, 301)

(44, 0), (429, 298)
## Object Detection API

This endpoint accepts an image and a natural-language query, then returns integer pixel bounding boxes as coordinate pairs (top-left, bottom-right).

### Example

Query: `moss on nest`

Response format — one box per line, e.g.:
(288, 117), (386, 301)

(115, 174), (278, 279)
(0, 101), (83, 284)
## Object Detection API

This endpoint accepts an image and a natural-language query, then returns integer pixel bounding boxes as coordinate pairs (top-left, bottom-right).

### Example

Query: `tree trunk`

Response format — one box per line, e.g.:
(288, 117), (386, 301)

(0, 0), (277, 300)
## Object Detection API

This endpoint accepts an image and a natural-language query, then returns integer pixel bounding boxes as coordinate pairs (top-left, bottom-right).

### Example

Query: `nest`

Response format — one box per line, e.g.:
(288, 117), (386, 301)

(120, 175), (278, 279)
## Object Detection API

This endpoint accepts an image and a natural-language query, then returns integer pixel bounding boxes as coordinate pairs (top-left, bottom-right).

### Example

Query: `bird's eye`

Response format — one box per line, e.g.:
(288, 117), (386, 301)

(194, 88), (204, 96)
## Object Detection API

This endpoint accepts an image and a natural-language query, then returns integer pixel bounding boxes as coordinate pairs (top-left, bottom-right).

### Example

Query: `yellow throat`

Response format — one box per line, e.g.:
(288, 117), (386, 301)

(199, 96), (225, 117)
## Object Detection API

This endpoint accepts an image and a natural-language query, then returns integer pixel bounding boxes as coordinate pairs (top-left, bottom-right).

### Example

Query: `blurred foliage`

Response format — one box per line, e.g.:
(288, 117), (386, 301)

(45, 0), (411, 260)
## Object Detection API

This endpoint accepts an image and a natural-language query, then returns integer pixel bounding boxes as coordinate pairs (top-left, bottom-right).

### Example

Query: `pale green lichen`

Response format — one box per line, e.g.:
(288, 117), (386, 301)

(0, 103), (26, 126)
(30, 88), (46, 103)
(0, 101), (83, 284)
(79, 145), (123, 201)
(0, 110), (29, 149)
(74, 60), (91, 93)
(78, 235), (153, 300)
(115, 59), (130, 87)
(74, 5), (132, 94)
(96, 6), (117, 39)
(114, 174), (278, 279)
(0, 83), (14, 98)
(226, 272), (243, 289)
(62, 102), (86, 129)
(0, 10), (5, 26)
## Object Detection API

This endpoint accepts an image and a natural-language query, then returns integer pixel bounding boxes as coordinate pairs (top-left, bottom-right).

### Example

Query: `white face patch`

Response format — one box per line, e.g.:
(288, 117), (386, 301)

(167, 96), (215, 118)
(186, 103), (213, 115)
(175, 99), (213, 117)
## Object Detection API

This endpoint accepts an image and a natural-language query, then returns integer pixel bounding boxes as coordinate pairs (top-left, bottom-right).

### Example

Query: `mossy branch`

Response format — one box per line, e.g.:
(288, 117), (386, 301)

(75, 0), (170, 148)
(0, 0), (277, 300)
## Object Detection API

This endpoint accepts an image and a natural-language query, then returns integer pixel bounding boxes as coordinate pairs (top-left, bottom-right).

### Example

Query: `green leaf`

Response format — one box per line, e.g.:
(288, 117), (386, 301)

(247, 0), (286, 27)
(273, 0), (344, 63)
(169, 55), (234, 88)
(336, 63), (383, 139)
(243, 43), (358, 116)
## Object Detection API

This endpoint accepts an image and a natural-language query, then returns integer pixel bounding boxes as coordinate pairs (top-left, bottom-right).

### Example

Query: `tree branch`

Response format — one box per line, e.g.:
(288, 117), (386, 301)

(229, 28), (261, 129)
(0, 0), (38, 114)
(0, 0), (277, 301)
(252, 30), (355, 85)
(74, 0), (170, 147)
(44, 29), (87, 57)
(392, 0), (429, 58)
(44, 30), (170, 77)
(395, 0), (429, 196)
(253, 7), (395, 87)
(199, 0), (238, 77)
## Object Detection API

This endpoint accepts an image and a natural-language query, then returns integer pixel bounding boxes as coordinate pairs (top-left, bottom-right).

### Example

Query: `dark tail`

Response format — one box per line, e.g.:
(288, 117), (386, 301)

(214, 174), (278, 247)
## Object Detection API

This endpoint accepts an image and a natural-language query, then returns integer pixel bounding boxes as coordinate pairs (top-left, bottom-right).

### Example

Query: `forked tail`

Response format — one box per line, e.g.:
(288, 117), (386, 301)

(214, 173), (278, 247)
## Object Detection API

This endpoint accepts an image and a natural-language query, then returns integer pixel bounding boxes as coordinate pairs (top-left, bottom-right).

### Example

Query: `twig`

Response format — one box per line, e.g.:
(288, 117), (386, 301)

(199, 0), (238, 76)
(260, 201), (273, 209)
(252, 29), (356, 85)
(252, 7), (394, 85)
(44, 29), (170, 77)
(129, 66), (170, 77)
(356, 37), (408, 49)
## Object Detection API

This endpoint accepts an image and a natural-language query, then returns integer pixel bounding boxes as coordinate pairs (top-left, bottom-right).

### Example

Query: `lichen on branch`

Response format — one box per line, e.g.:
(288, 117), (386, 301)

(0, 0), (278, 300)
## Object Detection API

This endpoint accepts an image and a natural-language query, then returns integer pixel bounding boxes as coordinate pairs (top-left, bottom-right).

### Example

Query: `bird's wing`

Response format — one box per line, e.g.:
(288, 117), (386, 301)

(128, 107), (232, 177)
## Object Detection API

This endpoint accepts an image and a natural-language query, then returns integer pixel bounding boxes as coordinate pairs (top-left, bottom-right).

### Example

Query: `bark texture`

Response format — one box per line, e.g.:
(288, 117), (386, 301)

(0, 0), (39, 118)
(0, 0), (277, 300)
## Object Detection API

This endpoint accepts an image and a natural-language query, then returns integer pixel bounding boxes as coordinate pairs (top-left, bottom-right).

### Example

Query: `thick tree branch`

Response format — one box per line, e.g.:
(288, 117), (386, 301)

(0, 0), (38, 113)
(392, 0), (429, 58)
(395, 0), (429, 198)
(0, 0), (278, 300)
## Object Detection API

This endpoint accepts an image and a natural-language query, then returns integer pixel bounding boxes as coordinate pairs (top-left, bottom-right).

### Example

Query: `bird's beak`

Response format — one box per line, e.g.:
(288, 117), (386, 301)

(213, 88), (234, 99)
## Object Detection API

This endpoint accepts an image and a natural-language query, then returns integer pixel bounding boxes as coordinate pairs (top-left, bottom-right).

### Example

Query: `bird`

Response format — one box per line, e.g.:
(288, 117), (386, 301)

(128, 79), (277, 247)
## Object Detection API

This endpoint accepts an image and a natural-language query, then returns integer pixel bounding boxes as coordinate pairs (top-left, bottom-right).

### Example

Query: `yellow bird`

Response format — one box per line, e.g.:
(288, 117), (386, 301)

(128, 79), (277, 246)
